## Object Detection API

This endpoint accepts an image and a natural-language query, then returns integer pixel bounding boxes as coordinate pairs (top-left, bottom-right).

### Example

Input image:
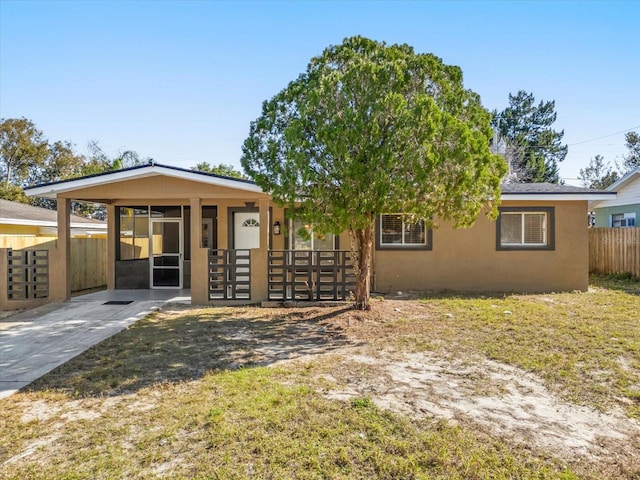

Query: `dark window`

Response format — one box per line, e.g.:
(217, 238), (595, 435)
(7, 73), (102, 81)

(496, 207), (555, 250)
(376, 214), (432, 250)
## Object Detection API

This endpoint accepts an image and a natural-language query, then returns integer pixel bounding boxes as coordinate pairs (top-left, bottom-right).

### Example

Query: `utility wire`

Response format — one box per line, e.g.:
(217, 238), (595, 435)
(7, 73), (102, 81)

(494, 125), (639, 150)
(567, 125), (640, 147)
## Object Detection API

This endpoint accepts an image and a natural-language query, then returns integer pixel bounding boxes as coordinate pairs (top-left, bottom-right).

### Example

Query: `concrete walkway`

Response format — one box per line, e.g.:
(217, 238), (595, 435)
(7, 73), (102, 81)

(0, 289), (190, 399)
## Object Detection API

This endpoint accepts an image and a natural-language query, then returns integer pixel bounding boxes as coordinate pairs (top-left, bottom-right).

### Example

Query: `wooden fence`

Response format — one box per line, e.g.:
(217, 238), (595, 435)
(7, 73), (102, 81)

(1, 236), (107, 291)
(589, 227), (640, 279)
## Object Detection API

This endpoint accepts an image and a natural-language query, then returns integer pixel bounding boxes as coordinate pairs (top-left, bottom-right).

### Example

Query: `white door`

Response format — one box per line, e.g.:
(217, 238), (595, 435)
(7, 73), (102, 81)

(150, 219), (183, 289)
(232, 212), (259, 296)
(234, 212), (260, 249)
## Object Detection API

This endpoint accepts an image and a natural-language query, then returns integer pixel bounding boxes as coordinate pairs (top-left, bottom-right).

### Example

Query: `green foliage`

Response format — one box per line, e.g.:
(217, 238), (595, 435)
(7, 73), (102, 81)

(0, 183), (29, 203)
(492, 91), (568, 183)
(579, 154), (619, 189)
(242, 36), (506, 308)
(622, 130), (640, 172)
(191, 161), (247, 179)
(0, 117), (48, 188)
(0, 120), (148, 214)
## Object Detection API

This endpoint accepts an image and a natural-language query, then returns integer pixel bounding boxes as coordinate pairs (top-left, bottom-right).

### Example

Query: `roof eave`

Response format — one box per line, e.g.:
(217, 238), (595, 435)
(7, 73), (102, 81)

(501, 193), (617, 201)
(24, 165), (264, 199)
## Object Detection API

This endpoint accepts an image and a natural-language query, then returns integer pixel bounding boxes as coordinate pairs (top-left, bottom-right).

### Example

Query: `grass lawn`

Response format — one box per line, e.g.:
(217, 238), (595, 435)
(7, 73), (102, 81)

(0, 275), (638, 479)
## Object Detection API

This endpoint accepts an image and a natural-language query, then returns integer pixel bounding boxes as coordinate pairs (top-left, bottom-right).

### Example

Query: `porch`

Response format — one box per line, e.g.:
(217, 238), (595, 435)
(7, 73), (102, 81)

(5, 164), (355, 311)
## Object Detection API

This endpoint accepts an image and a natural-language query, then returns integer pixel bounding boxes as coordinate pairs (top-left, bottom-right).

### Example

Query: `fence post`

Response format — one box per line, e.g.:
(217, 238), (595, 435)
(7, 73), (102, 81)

(251, 248), (268, 303)
(0, 249), (8, 310)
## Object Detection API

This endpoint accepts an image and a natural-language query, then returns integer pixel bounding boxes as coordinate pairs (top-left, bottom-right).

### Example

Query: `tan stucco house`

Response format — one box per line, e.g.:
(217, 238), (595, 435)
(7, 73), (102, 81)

(3, 163), (613, 309)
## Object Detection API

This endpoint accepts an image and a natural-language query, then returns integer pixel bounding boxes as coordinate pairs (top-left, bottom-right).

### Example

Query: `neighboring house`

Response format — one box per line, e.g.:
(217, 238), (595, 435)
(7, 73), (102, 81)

(16, 163), (614, 306)
(590, 168), (640, 228)
(0, 199), (107, 244)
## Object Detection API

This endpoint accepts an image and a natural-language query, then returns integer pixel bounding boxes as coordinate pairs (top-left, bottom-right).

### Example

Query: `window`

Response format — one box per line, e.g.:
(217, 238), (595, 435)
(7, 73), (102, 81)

(497, 207), (554, 250)
(377, 214), (432, 250)
(611, 213), (636, 228)
(117, 207), (150, 260)
(242, 218), (260, 227)
(290, 219), (336, 250)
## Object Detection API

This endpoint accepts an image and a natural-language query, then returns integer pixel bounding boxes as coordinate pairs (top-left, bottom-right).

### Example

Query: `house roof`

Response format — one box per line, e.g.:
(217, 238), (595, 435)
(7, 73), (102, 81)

(499, 182), (616, 201)
(0, 199), (107, 229)
(589, 167), (640, 209)
(603, 167), (640, 192)
(24, 163), (263, 199)
(23, 162), (615, 202)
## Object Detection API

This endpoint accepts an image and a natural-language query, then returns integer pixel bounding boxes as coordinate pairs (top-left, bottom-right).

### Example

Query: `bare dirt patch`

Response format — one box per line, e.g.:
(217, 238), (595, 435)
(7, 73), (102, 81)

(3, 288), (639, 478)
(263, 297), (640, 477)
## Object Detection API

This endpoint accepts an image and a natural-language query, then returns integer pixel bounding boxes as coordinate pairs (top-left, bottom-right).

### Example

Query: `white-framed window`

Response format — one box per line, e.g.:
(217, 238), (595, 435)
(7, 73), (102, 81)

(290, 219), (336, 250)
(377, 214), (431, 249)
(497, 207), (554, 250)
(611, 212), (636, 228)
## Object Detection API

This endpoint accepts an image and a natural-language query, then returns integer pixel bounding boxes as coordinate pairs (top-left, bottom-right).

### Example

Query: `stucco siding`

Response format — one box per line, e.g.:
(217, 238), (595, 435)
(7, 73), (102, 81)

(373, 201), (589, 293)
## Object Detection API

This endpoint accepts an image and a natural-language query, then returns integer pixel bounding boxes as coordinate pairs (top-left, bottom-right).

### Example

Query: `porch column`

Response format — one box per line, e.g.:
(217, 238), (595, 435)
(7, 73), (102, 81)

(106, 203), (116, 289)
(50, 196), (71, 302)
(251, 197), (270, 303)
(190, 198), (209, 305)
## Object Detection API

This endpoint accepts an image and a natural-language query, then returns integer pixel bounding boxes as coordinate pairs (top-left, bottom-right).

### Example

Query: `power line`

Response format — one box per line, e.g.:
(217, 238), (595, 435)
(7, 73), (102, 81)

(567, 125), (640, 147)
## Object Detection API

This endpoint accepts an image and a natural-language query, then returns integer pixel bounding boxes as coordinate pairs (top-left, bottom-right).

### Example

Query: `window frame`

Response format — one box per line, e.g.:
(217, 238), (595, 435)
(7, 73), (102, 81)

(287, 219), (338, 251)
(376, 214), (433, 251)
(496, 207), (555, 251)
(610, 212), (636, 228)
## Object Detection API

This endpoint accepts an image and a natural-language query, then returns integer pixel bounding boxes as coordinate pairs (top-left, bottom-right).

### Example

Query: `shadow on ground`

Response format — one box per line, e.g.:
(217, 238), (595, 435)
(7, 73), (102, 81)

(24, 305), (357, 397)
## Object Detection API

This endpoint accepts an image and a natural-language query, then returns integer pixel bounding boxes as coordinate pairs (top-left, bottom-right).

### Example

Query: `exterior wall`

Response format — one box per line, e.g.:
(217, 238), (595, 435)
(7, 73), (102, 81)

(593, 173), (640, 227)
(373, 200), (589, 293)
(594, 204), (640, 227)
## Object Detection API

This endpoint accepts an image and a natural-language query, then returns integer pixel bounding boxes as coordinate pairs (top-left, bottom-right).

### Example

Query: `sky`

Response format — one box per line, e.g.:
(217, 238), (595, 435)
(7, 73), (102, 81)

(1, 0), (638, 185)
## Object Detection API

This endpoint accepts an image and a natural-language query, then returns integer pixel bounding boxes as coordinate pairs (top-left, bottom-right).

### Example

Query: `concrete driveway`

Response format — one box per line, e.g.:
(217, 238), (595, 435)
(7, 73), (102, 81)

(0, 289), (190, 399)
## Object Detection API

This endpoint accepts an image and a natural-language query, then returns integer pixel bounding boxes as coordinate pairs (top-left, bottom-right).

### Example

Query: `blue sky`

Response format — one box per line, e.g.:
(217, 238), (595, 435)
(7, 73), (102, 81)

(1, 0), (638, 184)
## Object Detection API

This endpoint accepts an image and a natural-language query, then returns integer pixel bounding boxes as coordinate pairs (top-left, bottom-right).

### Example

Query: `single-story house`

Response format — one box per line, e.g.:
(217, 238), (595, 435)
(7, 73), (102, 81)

(0, 199), (107, 241)
(11, 163), (613, 307)
(590, 168), (640, 228)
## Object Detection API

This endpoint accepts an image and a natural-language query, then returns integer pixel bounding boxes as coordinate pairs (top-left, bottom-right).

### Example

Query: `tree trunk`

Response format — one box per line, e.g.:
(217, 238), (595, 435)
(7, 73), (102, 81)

(351, 219), (374, 310)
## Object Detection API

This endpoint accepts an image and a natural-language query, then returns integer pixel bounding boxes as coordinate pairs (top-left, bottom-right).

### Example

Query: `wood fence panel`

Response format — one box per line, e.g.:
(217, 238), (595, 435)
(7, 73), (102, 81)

(0, 236), (56, 249)
(70, 238), (107, 291)
(589, 227), (640, 278)
(0, 236), (107, 291)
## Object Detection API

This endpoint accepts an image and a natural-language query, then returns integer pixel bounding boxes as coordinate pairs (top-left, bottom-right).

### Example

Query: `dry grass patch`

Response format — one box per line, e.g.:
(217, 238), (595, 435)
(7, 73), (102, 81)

(1, 275), (639, 478)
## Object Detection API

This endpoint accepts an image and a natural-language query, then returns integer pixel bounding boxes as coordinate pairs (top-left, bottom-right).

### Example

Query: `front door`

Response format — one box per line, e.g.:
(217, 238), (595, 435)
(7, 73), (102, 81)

(233, 212), (261, 249)
(150, 219), (183, 288)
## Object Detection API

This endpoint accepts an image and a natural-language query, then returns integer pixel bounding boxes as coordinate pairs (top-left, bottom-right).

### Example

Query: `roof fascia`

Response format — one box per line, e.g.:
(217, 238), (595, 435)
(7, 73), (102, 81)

(24, 165), (264, 198)
(0, 218), (107, 228)
(501, 193), (617, 201)
(605, 168), (640, 192)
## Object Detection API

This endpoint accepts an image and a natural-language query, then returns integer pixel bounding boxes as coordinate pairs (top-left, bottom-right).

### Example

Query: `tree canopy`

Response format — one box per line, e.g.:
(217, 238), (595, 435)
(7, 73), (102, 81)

(0, 118), (49, 188)
(492, 91), (567, 183)
(622, 131), (640, 172)
(579, 154), (619, 189)
(0, 118), (148, 213)
(242, 36), (506, 309)
(191, 161), (247, 179)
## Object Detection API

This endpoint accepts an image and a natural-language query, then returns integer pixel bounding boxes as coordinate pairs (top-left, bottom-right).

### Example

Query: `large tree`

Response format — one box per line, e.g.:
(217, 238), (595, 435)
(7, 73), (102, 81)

(492, 91), (568, 183)
(0, 117), (49, 188)
(241, 36), (506, 310)
(579, 154), (619, 189)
